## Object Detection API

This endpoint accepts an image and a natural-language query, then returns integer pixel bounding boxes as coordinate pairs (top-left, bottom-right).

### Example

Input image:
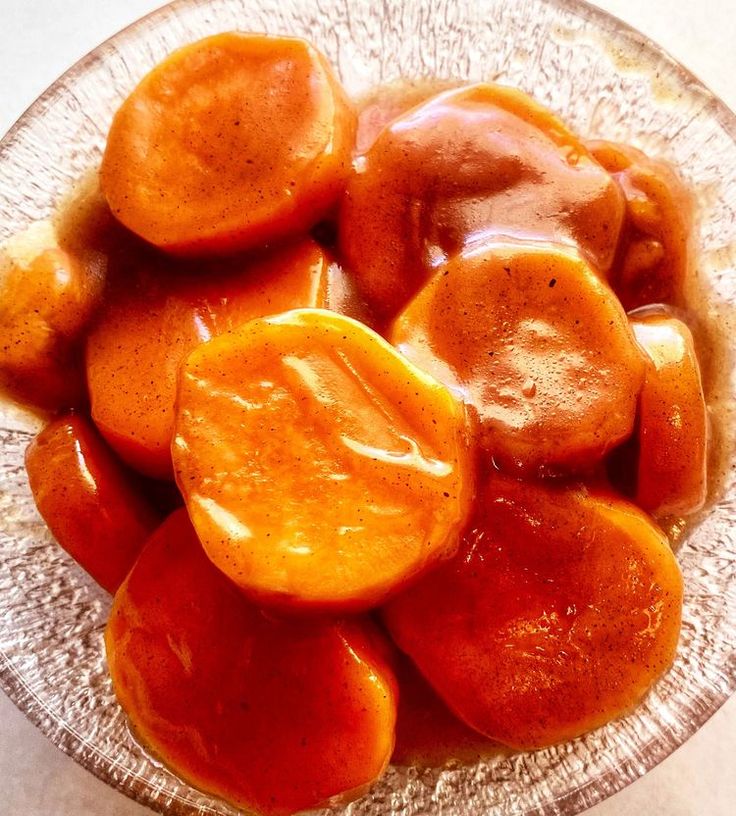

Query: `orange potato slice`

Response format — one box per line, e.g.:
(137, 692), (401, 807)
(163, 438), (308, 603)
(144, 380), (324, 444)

(390, 241), (645, 475)
(106, 509), (397, 816)
(1, 226), (103, 411)
(86, 240), (342, 479)
(588, 140), (692, 310)
(25, 414), (161, 592)
(384, 474), (683, 750)
(102, 33), (356, 255)
(631, 313), (708, 516)
(173, 308), (474, 611)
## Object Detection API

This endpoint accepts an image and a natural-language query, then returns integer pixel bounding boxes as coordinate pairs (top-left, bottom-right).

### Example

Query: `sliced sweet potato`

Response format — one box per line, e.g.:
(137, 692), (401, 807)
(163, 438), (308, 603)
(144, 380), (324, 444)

(173, 308), (474, 611)
(588, 140), (692, 310)
(384, 474), (683, 750)
(106, 509), (397, 816)
(339, 83), (625, 320)
(631, 313), (707, 517)
(0, 224), (103, 411)
(86, 240), (342, 479)
(25, 414), (160, 592)
(102, 33), (356, 255)
(390, 241), (645, 475)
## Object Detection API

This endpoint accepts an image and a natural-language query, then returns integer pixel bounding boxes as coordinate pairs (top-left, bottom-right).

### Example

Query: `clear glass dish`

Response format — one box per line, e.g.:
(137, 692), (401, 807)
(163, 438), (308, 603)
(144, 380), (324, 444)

(0, 1), (734, 814)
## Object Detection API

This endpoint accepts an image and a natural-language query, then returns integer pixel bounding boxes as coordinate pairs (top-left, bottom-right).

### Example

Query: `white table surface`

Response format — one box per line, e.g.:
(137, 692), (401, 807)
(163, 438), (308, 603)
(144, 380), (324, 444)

(1, 1), (734, 814)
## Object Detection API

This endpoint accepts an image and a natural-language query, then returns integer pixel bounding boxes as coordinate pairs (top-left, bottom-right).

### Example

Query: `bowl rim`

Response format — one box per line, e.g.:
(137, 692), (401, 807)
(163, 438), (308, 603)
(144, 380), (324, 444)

(3, 0), (736, 151)
(0, 1), (735, 815)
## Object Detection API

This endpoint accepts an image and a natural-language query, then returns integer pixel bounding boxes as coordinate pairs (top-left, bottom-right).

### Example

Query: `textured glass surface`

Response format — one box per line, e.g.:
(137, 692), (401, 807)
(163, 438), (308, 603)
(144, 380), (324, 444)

(0, 1), (735, 814)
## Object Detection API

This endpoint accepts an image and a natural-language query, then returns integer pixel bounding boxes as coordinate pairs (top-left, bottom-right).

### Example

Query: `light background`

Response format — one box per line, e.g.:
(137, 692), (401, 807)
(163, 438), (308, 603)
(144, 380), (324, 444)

(1, 1), (734, 814)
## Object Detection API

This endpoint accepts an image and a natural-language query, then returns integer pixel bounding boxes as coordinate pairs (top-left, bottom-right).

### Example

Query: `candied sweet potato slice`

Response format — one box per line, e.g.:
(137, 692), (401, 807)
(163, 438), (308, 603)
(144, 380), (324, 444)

(339, 83), (624, 319)
(588, 140), (692, 310)
(390, 241), (645, 475)
(0, 226), (103, 411)
(631, 313), (707, 517)
(25, 414), (160, 592)
(86, 240), (341, 479)
(102, 33), (356, 256)
(106, 509), (397, 816)
(173, 308), (474, 611)
(384, 474), (683, 750)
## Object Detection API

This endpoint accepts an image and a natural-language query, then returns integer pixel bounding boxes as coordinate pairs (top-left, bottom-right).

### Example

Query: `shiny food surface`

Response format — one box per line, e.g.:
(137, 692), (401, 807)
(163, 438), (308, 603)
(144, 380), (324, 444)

(390, 241), (645, 474)
(102, 33), (356, 255)
(2, 17), (720, 815)
(106, 509), (398, 816)
(632, 313), (708, 517)
(589, 140), (692, 311)
(384, 474), (683, 750)
(340, 83), (625, 320)
(0, 239), (102, 411)
(86, 240), (336, 479)
(173, 308), (474, 610)
(25, 414), (161, 592)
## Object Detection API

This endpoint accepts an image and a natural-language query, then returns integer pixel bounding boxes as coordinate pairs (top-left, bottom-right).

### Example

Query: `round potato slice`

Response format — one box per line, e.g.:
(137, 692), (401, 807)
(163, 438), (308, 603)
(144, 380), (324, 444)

(1, 229), (103, 411)
(102, 33), (356, 255)
(173, 308), (474, 611)
(384, 474), (683, 750)
(631, 313), (707, 517)
(588, 140), (692, 311)
(25, 414), (160, 593)
(107, 509), (397, 816)
(390, 241), (645, 475)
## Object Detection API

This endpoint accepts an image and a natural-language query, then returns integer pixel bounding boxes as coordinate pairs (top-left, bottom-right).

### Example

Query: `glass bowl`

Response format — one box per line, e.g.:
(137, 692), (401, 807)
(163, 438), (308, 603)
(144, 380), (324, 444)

(0, 1), (734, 814)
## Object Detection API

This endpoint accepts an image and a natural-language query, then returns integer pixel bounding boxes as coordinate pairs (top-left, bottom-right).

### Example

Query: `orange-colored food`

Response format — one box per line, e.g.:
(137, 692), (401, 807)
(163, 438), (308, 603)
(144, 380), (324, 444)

(25, 414), (160, 592)
(106, 509), (398, 816)
(101, 33), (356, 256)
(588, 140), (692, 310)
(340, 83), (625, 320)
(0, 240), (102, 411)
(8, 43), (706, 805)
(384, 474), (683, 750)
(390, 241), (645, 474)
(86, 240), (344, 479)
(173, 308), (474, 611)
(631, 313), (708, 517)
